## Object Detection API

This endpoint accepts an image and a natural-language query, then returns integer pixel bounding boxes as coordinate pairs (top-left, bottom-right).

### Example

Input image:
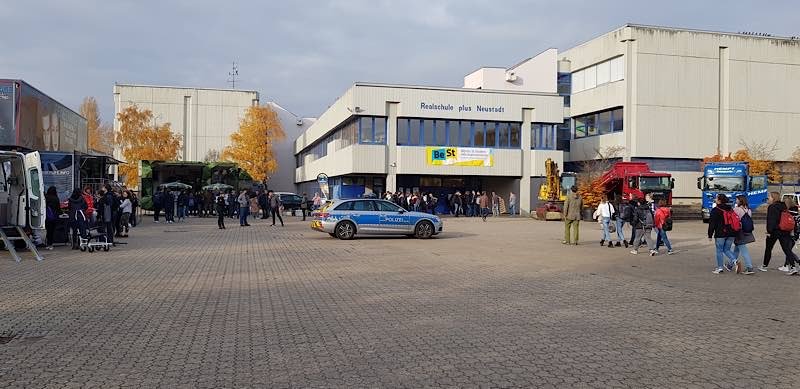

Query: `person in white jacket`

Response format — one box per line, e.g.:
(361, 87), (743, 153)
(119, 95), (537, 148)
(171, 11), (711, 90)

(593, 195), (617, 248)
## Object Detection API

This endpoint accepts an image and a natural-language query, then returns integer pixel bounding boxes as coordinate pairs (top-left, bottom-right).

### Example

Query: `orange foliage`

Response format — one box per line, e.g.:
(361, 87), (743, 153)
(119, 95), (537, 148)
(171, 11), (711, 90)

(79, 97), (113, 155)
(222, 106), (285, 183)
(578, 177), (606, 209)
(115, 106), (182, 187)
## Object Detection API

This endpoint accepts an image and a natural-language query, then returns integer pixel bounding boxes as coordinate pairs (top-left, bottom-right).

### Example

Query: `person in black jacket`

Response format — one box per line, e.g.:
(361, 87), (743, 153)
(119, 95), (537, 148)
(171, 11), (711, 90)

(759, 192), (798, 274)
(45, 186), (61, 249)
(708, 194), (740, 274)
(67, 188), (88, 250)
(215, 194), (226, 229)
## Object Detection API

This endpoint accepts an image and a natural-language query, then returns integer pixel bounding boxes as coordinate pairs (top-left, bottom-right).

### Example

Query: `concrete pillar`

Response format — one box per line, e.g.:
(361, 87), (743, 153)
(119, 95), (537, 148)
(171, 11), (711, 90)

(718, 46), (730, 155)
(520, 108), (534, 216)
(623, 39), (637, 162)
(386, 102), (399, 192)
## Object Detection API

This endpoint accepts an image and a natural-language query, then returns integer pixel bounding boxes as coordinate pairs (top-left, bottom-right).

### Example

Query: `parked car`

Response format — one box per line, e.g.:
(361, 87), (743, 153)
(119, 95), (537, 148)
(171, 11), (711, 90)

(310, 198), (443, 240)
(272, 192), (314, 215)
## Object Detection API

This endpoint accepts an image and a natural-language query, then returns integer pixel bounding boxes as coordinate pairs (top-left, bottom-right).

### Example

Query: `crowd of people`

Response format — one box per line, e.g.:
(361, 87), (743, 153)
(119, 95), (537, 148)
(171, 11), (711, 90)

(382, 190), (517, 220)
(45, 184), (139, 250)
(563, 185), (800, 276)
(150, 188), (323, 230)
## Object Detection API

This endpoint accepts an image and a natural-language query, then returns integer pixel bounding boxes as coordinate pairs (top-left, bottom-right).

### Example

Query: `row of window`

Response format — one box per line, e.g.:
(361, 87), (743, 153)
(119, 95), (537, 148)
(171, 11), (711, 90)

(572, 56), (624, 93)
(574, 108), (624, 138)
(297, 116), (387, 166)
(397, 118), (522, 148)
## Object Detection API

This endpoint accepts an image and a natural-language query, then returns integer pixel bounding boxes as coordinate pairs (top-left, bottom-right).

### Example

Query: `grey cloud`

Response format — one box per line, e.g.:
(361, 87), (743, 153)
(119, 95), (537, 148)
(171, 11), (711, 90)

(2, 0), (798, 124)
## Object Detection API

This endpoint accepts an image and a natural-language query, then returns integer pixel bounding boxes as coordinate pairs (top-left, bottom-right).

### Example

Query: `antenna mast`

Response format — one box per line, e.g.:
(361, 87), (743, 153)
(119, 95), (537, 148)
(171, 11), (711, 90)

(227, 62), (239, 89)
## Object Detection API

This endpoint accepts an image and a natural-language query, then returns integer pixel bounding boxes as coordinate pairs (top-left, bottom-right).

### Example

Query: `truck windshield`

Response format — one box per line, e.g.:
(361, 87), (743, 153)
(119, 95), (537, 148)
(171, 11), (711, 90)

(704, 177), (745, 192)
(639, 177), (671, 191)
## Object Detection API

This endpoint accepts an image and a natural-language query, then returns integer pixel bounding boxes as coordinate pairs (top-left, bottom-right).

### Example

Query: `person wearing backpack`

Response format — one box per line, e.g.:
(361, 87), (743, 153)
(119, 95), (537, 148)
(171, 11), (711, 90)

(708, 194), (740, 274)
(612, 198), (627, 248)
(630, 198), (657, 256)
(622, 196), (638, 248)
(153, 188), (164, 223)
(653, 199), (675, 255)
(759, 192), (798, 275)
(732, 195), (756, 275)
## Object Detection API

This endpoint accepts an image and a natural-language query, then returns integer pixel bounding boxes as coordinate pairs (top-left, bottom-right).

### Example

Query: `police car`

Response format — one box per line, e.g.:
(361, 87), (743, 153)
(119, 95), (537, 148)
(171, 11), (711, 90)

(310, 199), (443, 240)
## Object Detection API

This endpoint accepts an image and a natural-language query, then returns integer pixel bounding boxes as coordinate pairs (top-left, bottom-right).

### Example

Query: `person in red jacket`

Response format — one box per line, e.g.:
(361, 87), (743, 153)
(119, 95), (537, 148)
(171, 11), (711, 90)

(82, 186), (96, 226)
(653, 199), (674, 255)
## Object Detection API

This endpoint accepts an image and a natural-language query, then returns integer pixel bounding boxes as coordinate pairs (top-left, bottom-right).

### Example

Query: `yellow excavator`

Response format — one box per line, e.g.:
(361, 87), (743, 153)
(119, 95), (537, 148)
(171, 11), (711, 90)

(536, 158), (577, 220)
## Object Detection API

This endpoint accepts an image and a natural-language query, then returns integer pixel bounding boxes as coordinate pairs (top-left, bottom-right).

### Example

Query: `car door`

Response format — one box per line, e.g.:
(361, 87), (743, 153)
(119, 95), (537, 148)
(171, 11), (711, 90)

(376, 200), (411, 234)
(24, 151), (45, 230)
(349, 200), (378, 234)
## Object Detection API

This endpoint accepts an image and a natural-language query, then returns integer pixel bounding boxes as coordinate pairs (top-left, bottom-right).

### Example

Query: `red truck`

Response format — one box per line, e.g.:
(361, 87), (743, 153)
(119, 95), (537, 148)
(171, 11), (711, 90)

(596, 162), (674, 205)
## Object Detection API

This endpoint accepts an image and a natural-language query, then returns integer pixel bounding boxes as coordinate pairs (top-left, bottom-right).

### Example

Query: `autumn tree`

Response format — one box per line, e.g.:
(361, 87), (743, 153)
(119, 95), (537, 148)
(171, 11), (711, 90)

(115, 106), (182, 187)
(79, 97), (113, 155)
(577, 145), (625, 208)
(222, 105), (285, 183)
(702, 139), (781, 183)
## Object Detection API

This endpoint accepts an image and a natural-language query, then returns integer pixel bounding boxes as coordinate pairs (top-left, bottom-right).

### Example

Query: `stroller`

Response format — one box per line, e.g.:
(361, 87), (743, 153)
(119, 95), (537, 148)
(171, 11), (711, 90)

(79, 226), (111, 253)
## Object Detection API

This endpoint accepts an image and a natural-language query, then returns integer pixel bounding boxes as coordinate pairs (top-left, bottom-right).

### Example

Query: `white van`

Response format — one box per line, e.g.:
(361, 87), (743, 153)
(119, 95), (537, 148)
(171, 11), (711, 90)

(0, 150), (45, 261)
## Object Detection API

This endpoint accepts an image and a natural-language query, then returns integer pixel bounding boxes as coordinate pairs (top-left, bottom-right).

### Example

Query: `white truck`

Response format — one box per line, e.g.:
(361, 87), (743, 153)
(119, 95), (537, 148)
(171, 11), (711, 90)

(0, 150), (45, 261)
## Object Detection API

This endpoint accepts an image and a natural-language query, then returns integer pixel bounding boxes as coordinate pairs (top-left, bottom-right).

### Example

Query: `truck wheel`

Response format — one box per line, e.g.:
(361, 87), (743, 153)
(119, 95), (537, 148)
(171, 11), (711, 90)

(335, 221), (356, 240)
(415, 221), (434, 239)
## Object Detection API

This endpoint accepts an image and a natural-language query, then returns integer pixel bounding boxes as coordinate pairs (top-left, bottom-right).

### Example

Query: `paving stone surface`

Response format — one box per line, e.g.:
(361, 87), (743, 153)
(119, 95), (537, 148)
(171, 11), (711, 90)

(0, 214), (798, 388)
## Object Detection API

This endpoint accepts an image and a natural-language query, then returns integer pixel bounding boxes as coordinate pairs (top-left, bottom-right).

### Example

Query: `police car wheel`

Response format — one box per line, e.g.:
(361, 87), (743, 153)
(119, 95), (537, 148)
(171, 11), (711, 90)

(415, 221), (434, 239)
(336, 221), (355, 240)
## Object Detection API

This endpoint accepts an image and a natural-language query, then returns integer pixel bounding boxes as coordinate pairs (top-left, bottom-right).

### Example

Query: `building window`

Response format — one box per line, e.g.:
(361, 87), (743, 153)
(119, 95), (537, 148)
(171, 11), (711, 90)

(509, 123), (521, 148)
(396, 118), (521, 148)
(447, 120), (459, 146)
(459, 121), (472, 147)
(374, 117), (386, 143)
(358, 116), (387, 144)
(532, 123), (557, 150)
(572, 107), (624, 139)
(434, 120), (446, 146)
(572, 55), (625, 93)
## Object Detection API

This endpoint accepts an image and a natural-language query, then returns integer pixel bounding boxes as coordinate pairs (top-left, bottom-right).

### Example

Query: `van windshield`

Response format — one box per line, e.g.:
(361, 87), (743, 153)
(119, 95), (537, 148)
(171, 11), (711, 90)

(703, 177), (745, 192)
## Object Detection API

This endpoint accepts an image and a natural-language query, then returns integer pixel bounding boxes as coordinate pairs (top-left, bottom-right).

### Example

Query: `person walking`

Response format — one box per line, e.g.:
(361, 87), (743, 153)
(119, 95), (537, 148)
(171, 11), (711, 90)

(653, 199), (675, 255)
(491, 192), (500, 217)
(238, 189), (250, 227)
(562, 186), (582, 245)
(312, 192), (322, 211)
(163, 190), (175, 224)
(613, 198), (628, 248)
(177, 190), (188, 222)
(300, 192), (309, 221)
(508, 192), (517, 217)
(119, 191), (132, 237)
(82, 186), (96, 227)
(732, 195), (756, 274)
(153, 188), (164, 223)
(594, 194), (616, 248)
(453, 191), (463, 217)
(130, 191), (139, 226)
(98, 187), (116, 245)
(269, 191), (284, 227)
(249, 193), (260, 222)
(67, 188), (88, 250)
(708, 194), (739, 274)
(479, 191), (490, 221)
(44, 186), (61, 250)
(758, 192), (799, 274)
(630, 198), (657, 256)
(215, 194), (226, 229)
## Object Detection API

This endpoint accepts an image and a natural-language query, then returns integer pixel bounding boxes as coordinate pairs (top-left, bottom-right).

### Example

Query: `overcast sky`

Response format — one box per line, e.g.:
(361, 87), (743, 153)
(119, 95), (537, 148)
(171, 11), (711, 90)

(2, 0), (797, 122)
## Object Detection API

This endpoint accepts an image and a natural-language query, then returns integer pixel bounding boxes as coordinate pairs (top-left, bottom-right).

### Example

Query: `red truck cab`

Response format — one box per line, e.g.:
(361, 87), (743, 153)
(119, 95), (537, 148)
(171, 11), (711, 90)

(597, 162), (674, 205)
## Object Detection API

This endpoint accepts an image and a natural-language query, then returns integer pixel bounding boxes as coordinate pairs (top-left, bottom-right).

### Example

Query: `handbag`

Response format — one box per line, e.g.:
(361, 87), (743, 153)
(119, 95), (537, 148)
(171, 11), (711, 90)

(735, 231), (756, 245)
(608, 223), (616, 234)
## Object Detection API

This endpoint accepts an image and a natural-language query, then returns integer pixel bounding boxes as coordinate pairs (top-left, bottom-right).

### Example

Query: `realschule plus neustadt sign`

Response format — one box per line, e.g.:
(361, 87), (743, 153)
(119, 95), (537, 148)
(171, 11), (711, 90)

(419, 102), (505, 114)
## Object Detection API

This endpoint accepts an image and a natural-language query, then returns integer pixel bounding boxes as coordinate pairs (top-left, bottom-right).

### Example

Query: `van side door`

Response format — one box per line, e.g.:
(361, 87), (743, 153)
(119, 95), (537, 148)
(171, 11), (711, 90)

(24, 151), (45, 230)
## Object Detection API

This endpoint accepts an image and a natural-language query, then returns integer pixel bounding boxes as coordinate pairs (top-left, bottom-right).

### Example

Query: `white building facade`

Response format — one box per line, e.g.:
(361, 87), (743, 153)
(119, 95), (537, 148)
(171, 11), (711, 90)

(559, 24), (800, 201)
(113, 84), (312, 191)
(294, 83), (564, 214)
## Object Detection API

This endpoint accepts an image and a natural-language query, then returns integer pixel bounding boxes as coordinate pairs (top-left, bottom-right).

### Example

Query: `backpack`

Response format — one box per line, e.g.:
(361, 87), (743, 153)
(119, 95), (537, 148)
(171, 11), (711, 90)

(721, 209), (741, 235)
(778, 210), (795, 232)
(740, 212), (754, 233)
(621, 203), (634, 223)
(662, 210), (673, 232)
(636, 205), (654, 229)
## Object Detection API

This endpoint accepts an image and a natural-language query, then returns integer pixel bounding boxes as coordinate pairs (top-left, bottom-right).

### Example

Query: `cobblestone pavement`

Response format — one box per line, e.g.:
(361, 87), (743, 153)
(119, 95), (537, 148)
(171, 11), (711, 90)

(0, 214), (799, 388)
